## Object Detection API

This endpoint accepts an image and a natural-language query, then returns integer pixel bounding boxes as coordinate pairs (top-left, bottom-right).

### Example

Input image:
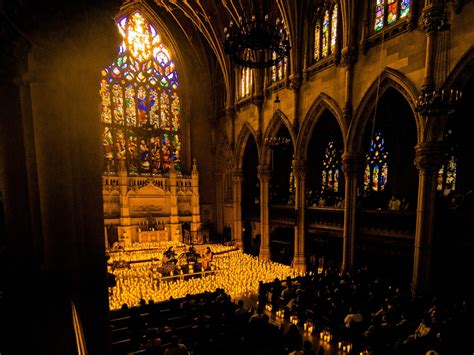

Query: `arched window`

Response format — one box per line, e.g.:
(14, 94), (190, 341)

(374, 0), (411, 32)
(100, 12), (182, 175)
(314, 2), (338, 62)
(271, 51), (288, 83)
(240, 67), (253, 98)
(321, 141), (341, 192)
(364, 132), (389, 191)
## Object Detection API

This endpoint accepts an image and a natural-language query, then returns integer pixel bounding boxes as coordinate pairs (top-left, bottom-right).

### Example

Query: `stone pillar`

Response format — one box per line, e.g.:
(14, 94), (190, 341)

(215, 171), (224, 235)
(231, 169), (244, 250)
(258, 165), (272, 260)
(420, 0), (447, 92)
(341, 153), (360, 272)
(341, 48), (356, 126)
(293, 159), (306, 272)
(117, 160), (132, 246)
(191, 159), (201, 236)
(412, 143), (442, 297)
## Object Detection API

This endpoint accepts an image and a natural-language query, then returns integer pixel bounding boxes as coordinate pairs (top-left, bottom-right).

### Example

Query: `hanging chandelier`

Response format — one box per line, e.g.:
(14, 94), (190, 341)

(416, 1), (462, 116)
(223, 14), (290, 68)
(264, 136), (291, 149)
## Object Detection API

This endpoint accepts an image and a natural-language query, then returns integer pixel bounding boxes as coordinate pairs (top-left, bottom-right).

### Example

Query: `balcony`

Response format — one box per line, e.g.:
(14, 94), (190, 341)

(359, 209), (416, 239)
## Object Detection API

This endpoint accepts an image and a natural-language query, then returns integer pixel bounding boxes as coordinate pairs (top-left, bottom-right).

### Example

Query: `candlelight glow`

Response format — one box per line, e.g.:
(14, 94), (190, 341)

(108, 242), (301, 310)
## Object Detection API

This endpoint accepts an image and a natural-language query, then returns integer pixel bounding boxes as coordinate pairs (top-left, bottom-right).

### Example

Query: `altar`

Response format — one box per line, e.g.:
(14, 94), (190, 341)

(138, 230), (168, 243)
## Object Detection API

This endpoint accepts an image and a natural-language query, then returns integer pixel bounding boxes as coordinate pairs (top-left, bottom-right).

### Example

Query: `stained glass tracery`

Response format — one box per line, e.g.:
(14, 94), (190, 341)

(437, 155), (457, 191)
(314, 3), (338, 62)
(321, 141), (341, 192)
(374, 0), (410, 32)
(241, 67), (253, 98)
(271, 51), (287, 83)
(100, 12), (181, 174)
(364, 132), (389, 191)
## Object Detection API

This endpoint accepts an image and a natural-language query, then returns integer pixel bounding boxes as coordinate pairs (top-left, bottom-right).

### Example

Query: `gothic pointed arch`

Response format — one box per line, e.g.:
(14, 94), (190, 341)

(100, 9), (187, 175)
(235, 123), (259, 170)
(261, 110), (296, 167)
(349, 68), (421, 152)
(296, 93), (345, 161)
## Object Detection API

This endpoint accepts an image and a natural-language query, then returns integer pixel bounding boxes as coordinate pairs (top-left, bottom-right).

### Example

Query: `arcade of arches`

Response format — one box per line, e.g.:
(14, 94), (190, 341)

(0, 0), (474, 353)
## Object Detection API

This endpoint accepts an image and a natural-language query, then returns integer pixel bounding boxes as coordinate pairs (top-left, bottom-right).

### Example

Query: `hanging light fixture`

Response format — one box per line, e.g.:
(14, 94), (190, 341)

(223, 14), (290, 68)
(416, 2), (462, 116)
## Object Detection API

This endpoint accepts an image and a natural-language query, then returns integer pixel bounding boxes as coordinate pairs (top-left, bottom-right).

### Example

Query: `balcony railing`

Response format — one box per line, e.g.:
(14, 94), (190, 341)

(307, 207), (344, 231)
(269, 205), (296, 225)
(358, 209), (416, 239)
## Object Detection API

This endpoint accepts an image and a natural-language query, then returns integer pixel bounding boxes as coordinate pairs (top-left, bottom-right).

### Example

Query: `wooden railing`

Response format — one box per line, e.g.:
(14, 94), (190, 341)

(307, 207), (344, 231)
(358, 209), (416, 238)
(269, 205), (295, 225)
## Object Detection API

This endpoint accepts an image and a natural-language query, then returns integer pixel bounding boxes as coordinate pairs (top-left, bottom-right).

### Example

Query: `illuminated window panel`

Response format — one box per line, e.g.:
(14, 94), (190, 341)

(387, 0), (398, 24)
(437, 155), (457, 191)
(314, 25), (320, 60)
(400, 0), (411, 18)
(374, 1), (385, 31)
(322, 10), (330, 58)
(127, 134), (139, 175)
(100, 12), (181, 174)
(103, 126), (115, 173)
(271, 51), (277, 82)
(364, 132), (389, 191)
(331, 4), (338, 55)
(375, 0), (410, 31)
(437, 166), (444, 191)
(321, 141), (341, 193)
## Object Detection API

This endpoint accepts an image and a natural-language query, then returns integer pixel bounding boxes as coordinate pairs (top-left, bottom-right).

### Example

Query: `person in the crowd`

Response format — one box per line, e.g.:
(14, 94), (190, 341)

(164, 335), (188, 355)
(388, 195), (401, 211)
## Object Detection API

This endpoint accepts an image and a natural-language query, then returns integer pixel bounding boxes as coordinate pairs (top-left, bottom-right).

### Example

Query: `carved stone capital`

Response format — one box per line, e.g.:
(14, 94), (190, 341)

(292, 160), (306, 180)
(289, 74), (302, 92)
(342, 153), (362, 178)
(231, 169), (244, 182)
(341, 47), (357, 69)
(414, 143), (443, 173)
(421, 2), (449, 33)
(257, 165), (272, 182)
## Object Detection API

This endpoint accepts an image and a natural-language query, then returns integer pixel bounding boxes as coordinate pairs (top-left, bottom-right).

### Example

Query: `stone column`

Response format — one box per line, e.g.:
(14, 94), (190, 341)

(341, 48), (356, 126)
(258, 165), (272, 260)
(341, 153), (360, 272)
(420, 0), (447, 92)
(215, 171), (224, 235)
(293, 159), (306, 272)
(231, 169), (244, 250)
(412, 143), (442, 297)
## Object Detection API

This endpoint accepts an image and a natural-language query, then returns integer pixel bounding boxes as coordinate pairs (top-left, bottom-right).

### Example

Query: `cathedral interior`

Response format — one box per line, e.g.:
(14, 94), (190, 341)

(0, 0), (473, 354)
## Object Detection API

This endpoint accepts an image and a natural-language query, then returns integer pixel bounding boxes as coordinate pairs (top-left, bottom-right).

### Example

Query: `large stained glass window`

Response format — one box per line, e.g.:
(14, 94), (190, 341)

(240, 67), (253, 98)
(364, 132), (388, 191)
(321, 141), (341, 192)
(100, 12), (182, 175)
(271, 50), (288, 83)
(314, 2), (338, 62)
(374, 0), (410, 32)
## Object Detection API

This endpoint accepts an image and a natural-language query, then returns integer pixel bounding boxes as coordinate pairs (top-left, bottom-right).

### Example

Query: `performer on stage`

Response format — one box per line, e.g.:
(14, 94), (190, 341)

(203, 246), (213, 270)
(163, 246), (177, 264)
(187, 244), (198, 263)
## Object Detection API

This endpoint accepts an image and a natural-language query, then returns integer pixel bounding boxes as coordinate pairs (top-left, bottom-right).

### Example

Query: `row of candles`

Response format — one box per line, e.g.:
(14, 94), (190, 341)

(109, 247), (301, 310)
(267, 306), (369, 354)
